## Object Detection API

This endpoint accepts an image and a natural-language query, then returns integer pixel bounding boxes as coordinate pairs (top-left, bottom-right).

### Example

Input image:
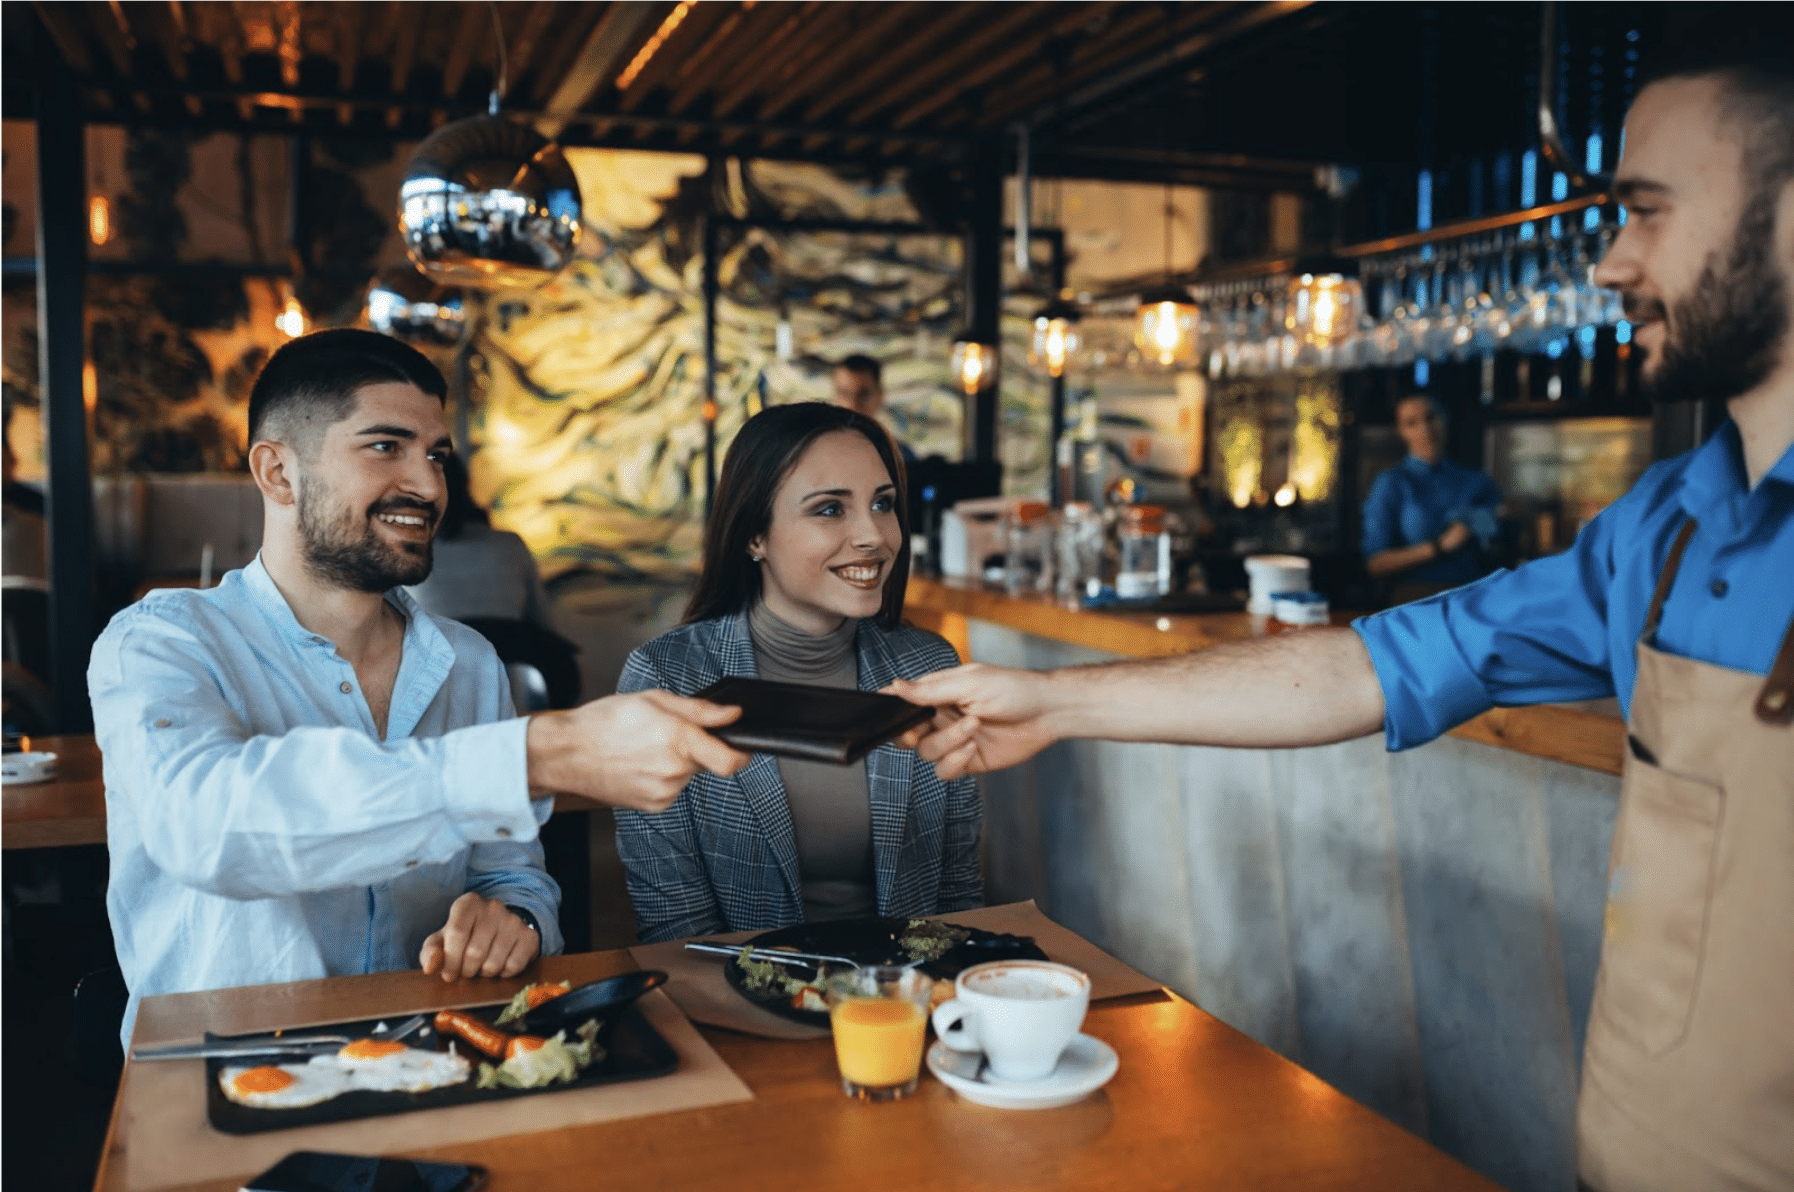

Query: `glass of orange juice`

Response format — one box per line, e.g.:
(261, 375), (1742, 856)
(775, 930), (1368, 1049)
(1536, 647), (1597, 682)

(824, 965), (934, 1101)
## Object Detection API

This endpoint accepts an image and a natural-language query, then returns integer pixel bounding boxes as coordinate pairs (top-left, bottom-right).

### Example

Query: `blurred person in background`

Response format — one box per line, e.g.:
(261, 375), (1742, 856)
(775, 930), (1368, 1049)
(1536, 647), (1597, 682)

(1361, 394), (1503, 600)
(408, 455), (579, 708)
(831, 354), (915, 464)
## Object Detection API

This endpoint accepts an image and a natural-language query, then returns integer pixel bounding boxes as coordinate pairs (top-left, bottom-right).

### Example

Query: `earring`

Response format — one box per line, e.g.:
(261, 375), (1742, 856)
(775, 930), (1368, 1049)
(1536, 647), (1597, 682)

(749, 554), (762, 563)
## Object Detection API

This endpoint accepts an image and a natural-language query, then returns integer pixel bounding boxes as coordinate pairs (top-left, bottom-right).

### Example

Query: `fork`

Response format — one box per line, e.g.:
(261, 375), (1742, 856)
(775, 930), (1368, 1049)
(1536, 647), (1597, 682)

(132, 1013), (429, 1062)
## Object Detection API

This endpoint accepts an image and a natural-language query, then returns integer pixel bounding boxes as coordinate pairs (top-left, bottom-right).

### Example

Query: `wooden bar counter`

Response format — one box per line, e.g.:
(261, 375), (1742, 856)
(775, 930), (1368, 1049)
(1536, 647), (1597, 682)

(901, 575), (1623, 1192)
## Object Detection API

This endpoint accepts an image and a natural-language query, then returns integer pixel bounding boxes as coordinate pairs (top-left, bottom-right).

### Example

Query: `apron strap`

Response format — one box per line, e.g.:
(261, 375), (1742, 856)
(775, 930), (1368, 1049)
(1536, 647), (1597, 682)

(1755, 615), (1794, 726)
(1641, 518), (1698, 643)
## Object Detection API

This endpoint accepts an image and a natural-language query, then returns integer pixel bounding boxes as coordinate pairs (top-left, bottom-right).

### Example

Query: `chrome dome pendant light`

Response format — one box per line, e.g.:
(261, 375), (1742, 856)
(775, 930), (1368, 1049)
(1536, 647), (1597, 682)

(366, 266), (467, 346)
(398, 4), (582, 290)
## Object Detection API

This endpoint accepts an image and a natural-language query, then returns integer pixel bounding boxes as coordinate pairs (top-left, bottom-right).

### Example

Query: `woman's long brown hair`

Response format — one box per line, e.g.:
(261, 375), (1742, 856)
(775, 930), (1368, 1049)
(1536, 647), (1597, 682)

(683, 402), (910, 629)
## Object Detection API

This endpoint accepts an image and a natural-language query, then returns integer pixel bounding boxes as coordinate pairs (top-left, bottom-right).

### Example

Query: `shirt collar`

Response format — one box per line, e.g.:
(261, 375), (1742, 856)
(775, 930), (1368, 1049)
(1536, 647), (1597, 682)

(242, 553), (437, 654)
(1402, 454), (1448, 476)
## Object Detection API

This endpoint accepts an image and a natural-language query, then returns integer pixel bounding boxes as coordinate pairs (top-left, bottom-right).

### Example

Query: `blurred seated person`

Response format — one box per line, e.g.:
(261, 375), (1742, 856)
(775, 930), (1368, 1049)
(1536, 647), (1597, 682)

(831, 354), (916, 463)
(408, 455), (579, 707)
(1361, 394), (1502, 600)
(88, 329), (749, 1044)
(614, 401), (982, 943)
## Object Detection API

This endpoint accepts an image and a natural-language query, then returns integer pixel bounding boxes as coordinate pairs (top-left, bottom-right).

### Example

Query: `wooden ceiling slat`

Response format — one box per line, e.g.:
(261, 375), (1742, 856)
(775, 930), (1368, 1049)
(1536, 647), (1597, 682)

(29, 3), (96, 74)
(709, 0), (850, 120)
(614, 0), (736, 112)
(91, 0), (138, 77)
(893, 0), (1115, 130)
(386, 3), (421, 126)
(976, 1), (1252, 127)
(640, 1), (751, 114)
(757, 1), (920, 121)
(441, 2), (489, 98)
(501, 1), (556, 103)
(368, 0), (404, 59)
(527, 2), (611, 105)
(701, 1), (819, 113)
(665, 1), (802, 115)
(843, 1), (1051, 127)
(331, 2), (360, 124)
(718, 0), (863, 118)
(537, 1), (663, 138)
(798, 2), (991, 123)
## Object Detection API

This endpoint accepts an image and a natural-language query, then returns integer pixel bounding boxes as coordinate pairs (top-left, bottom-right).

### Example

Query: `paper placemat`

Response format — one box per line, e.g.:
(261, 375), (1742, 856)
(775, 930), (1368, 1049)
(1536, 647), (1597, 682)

(630, 899), (1163, 1040)
(116, 989), (751, 1192)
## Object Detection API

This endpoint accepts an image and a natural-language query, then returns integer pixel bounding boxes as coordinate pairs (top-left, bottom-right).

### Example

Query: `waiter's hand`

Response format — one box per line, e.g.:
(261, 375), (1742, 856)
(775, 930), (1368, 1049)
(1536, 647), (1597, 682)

(1438, 521), (1472, 553)
(420, 893), (538, 981)
(526, 690), (750, 813)
(885, 664), (1060, 779)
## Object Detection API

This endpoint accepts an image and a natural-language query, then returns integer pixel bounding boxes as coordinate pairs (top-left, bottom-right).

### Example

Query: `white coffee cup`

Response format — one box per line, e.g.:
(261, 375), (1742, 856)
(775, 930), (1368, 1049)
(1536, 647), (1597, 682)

(930, 960), (1090, 1082)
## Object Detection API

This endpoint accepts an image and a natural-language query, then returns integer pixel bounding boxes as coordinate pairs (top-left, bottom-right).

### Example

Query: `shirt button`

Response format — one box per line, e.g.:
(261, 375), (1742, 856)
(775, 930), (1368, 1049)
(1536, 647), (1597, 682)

(1710, 579), (1729, 598)
(339, 681), (353, 694)
(405, 859), (419, 869)
(152, 718), (171, 728)
(496, 827), (513, 838)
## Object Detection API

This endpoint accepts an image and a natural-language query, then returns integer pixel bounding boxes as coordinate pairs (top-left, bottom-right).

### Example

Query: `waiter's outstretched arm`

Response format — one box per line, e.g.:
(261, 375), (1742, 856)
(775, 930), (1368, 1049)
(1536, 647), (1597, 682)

(887, 626), (1385, 780)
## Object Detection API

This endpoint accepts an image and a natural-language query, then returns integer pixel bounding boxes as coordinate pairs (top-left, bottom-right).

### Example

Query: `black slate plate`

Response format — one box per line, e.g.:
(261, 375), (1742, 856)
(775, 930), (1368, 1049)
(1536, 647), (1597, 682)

(205, 998), (677, 1135)
(723, 916), (1048, 1028)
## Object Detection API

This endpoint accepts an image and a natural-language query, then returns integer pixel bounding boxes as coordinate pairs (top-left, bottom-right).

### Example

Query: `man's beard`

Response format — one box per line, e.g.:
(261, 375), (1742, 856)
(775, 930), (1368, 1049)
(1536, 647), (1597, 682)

(297, 482), (435, 593)
(1629, 192), (1790, 405)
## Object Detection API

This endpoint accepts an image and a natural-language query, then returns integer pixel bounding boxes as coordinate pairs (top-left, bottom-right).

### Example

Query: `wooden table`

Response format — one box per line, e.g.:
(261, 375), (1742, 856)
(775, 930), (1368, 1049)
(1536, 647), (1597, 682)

(1, 734), (605, 851)
(99, 949), (1499, 1192)
(3, 733), (107, 849)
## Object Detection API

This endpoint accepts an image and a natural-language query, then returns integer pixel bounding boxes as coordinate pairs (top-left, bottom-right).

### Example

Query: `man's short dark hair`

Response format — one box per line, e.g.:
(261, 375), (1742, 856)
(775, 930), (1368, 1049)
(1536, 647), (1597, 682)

(835, 354), (882, 387)
(1641, 21), (1794, 204)
(248, 329), (447, 453)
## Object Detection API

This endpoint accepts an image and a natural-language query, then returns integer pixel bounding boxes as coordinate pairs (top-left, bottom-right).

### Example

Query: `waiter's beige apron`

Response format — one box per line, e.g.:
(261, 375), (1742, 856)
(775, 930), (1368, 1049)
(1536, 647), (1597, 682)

(1577, 519), (1794, 1192)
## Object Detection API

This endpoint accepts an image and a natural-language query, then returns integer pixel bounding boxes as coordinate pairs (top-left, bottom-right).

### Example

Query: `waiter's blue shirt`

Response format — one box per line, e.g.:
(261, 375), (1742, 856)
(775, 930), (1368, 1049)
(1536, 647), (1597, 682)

(1355, 421), (1794, 750)
(1361, 454), (1503, 585)
(89, 557), (562, 1046)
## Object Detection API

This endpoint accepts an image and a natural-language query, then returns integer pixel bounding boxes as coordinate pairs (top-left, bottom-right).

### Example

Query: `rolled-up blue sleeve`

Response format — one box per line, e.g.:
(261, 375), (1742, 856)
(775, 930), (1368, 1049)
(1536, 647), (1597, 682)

(1361, 470), (1401, 557)
(1353, 500), (1622, 750)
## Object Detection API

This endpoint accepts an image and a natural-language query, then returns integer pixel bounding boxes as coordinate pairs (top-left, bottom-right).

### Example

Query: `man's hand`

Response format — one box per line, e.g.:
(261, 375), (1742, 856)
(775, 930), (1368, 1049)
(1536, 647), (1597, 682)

(420, 892), (538, 982)
(527, 690), (750, 813)
(1438, 521), (1472, 553)
(884, 664), (1061, 780)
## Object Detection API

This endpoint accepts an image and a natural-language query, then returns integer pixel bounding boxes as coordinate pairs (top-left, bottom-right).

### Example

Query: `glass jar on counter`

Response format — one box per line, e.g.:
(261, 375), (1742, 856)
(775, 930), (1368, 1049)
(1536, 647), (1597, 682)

(1115, 505), (1172, 600)
(1055, 502), (1104, 605)
(1003, 502), (1055, 595)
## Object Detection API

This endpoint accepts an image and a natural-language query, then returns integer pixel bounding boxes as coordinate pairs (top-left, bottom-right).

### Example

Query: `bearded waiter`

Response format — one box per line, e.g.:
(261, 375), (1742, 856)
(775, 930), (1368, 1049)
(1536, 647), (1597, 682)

(889, 45), (1794, 1192)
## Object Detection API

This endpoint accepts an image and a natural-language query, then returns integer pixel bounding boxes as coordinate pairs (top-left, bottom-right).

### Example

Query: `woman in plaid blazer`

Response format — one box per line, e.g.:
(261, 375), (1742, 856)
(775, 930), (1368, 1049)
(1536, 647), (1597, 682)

(613, 403), (982, 943)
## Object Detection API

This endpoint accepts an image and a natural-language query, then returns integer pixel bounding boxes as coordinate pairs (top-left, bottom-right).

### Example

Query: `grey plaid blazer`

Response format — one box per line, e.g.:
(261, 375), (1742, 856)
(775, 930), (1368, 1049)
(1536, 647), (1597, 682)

(613, 609), (983, 943)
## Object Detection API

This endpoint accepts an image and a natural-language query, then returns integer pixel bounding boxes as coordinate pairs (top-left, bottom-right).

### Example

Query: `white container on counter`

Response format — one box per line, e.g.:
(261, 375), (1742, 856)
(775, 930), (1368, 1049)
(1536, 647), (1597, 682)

(1272, 591), (1331, 626)
(1244, 554), (1311, 614)
(940, 496), (1023, 580)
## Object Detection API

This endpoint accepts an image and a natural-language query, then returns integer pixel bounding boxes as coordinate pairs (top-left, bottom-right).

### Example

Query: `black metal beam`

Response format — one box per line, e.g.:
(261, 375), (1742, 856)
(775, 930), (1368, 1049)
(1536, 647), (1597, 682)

(964, 137), (1003, 465)
(35, 63), (96, 732)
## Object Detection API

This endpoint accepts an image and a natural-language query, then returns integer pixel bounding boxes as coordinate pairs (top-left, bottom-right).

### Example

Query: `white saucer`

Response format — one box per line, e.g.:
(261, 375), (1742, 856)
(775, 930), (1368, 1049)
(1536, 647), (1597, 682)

(0, 751), (57, 785)
(927, 1033), (1118, 1109)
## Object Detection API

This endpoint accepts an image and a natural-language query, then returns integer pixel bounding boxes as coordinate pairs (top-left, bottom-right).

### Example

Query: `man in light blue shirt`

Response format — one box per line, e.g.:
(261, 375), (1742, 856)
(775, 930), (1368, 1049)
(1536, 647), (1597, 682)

(890, 44), (1793, 1192)
(92, 330), (750, 1046)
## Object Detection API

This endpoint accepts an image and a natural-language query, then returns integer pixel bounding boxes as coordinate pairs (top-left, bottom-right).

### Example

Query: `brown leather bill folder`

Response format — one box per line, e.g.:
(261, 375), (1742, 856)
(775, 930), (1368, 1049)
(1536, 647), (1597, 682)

(694, 677), (936, 765)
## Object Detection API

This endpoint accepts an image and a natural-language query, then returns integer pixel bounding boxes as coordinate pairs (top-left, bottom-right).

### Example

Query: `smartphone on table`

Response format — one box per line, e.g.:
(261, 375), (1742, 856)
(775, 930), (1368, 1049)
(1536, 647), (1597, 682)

(240, 1151), (487, 1192)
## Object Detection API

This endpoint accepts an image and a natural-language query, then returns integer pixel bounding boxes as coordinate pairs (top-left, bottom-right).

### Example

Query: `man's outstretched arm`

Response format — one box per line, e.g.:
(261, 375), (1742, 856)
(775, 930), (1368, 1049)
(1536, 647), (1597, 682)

(887, 626), (1385, 779)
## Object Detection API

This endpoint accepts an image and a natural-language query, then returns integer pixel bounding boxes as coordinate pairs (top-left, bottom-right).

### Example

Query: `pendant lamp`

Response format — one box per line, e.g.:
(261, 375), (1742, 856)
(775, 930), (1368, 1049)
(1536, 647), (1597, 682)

(1134, 182), (1198, 367)
(367, 266), (468, 346)
(397, 11), (581, 290)
(951, 335), (998, 396)
(1029, 293), (1082, 378)
(1284, 256), (1362, 349)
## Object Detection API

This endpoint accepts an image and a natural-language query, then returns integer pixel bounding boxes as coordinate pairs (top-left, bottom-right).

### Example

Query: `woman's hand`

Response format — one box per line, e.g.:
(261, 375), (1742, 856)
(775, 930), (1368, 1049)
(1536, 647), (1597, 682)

(1437, 521), (1472, 553)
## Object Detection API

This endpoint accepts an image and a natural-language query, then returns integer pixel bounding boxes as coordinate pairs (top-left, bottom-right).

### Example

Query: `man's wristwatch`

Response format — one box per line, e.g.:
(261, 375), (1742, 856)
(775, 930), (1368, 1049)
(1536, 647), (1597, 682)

(503, 905), (541, 937)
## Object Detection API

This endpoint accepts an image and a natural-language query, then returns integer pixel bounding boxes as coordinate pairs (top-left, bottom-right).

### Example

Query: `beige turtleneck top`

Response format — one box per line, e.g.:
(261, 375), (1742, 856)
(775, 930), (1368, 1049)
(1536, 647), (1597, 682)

(746, 600), (877, 922)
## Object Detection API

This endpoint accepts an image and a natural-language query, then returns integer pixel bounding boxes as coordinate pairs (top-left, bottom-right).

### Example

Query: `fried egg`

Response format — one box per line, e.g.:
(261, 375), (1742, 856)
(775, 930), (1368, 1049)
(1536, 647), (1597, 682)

(335, 1040), (472, 1093)
(219, 1061), (351, 1109)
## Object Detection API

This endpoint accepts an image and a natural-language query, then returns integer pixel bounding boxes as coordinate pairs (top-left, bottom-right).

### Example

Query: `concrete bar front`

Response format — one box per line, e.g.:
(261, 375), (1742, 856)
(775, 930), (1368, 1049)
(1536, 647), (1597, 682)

(907, 577), (1622, 1192)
